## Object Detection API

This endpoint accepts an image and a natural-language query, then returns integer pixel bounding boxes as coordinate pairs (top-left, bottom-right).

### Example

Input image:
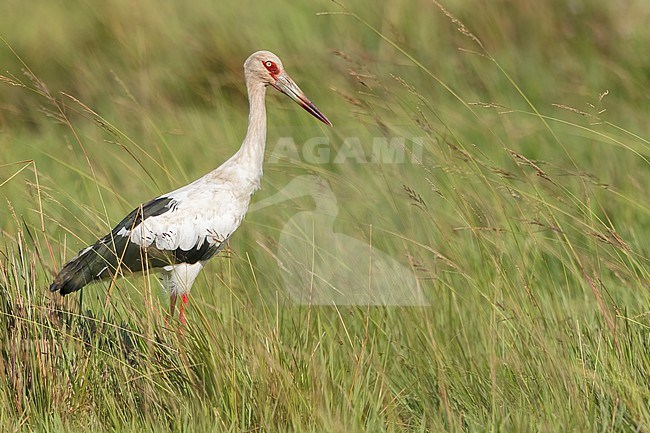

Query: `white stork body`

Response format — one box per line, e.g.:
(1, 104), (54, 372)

(50, 51), (331, 323)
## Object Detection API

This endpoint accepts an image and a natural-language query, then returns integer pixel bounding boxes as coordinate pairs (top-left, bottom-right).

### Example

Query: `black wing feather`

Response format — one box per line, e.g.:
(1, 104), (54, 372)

(50, 196), (223, 295)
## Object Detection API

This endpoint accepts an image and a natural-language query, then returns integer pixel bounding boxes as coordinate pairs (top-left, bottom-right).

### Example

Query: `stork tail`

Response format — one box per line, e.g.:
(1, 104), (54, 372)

(50, 241), (118, 295)
(50, 248), (96, 295)
(49, 197), (175, 295)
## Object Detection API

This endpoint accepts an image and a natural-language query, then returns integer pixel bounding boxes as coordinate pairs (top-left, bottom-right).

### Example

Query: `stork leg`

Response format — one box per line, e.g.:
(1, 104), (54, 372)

(169, 293), (178, 320)
(165, 262), (204, 325)
(179, 293), (189, 325)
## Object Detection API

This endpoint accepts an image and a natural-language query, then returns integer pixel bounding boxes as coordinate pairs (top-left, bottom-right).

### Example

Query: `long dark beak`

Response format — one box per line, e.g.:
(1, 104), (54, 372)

(272, 73), (332, 127)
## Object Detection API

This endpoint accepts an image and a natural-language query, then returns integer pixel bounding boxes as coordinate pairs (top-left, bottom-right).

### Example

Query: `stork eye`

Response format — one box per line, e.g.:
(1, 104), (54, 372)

(263, 60), (280, 75)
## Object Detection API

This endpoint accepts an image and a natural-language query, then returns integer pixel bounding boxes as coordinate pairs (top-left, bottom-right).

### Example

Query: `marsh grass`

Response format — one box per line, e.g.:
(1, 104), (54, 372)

(1, 0), (649, 431)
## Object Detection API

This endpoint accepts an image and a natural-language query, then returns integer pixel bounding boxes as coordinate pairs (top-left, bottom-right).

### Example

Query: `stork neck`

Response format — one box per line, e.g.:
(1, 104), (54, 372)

(234, 81), (268, 180)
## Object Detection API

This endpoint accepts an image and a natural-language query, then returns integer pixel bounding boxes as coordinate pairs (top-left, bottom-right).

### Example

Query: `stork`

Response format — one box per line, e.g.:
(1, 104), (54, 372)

(49, 51), (332, 324)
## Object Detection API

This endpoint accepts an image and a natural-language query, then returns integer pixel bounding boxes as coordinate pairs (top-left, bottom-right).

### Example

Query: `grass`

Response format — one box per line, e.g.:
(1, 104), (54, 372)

(1, 0), (649, 431)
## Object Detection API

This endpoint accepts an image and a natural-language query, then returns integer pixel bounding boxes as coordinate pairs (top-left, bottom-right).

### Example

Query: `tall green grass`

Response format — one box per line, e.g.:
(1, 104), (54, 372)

(1, 0), (649, 431)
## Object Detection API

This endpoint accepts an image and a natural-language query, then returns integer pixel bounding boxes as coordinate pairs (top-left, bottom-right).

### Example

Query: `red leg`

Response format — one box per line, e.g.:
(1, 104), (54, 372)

(179, 293), (189, 325)
(170, 293), (178, 319)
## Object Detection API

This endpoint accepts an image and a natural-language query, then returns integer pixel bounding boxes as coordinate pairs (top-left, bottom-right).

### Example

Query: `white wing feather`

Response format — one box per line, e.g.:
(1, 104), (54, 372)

(118, 178), (252, 253)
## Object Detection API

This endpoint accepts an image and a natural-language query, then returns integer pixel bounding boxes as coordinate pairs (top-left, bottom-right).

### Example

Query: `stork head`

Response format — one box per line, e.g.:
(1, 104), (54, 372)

(244, 50), (332, 126)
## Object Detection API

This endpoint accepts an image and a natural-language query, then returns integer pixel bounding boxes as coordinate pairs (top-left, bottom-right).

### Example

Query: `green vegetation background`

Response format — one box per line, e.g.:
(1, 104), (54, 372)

(1, 0), (649, 431)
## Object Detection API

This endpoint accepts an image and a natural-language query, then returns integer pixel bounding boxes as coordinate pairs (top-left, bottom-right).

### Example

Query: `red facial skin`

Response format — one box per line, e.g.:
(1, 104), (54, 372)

(263, 60), (281, 77)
